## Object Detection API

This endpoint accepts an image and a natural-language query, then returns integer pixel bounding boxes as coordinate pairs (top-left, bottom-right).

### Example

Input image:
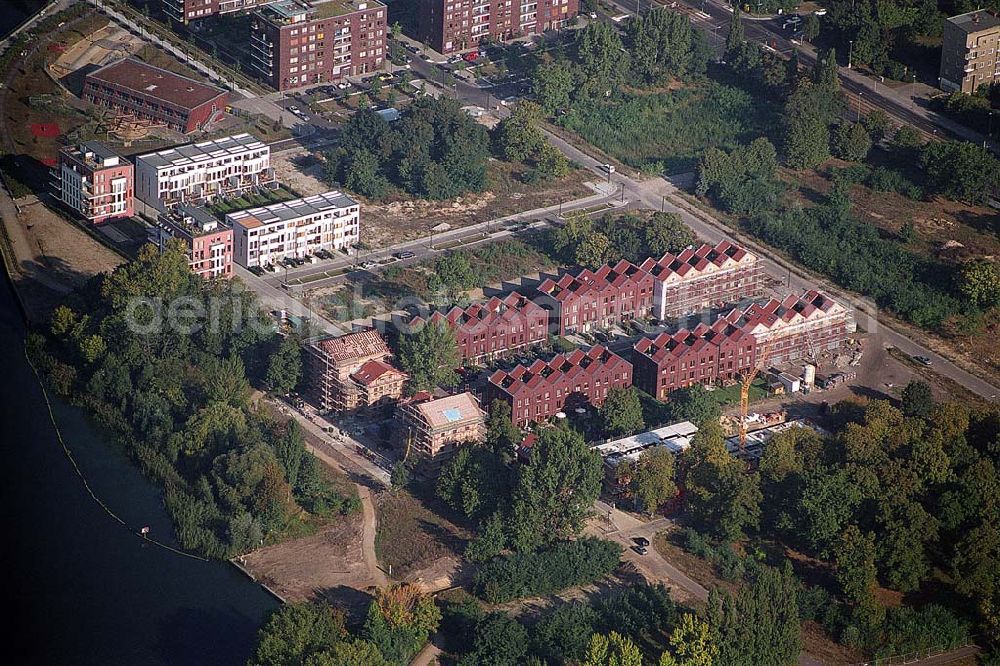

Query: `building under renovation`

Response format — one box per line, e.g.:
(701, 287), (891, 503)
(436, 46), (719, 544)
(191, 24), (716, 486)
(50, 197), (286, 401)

(304, 328), (407, 411)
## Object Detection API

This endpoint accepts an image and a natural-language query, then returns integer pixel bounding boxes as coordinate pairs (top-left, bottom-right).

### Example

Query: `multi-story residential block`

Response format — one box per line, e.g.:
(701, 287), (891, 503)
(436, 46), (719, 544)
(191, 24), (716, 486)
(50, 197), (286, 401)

(940, 11), (1000, 94)
(228, 190), (360, 268)
(536, 260), (655, 336)
(162, 0), (269, 24)
(304, 327), (406, 410)
(83, 58), (228, 135)
(250, 0), (387, 91)
(148, 204), (234, 279)
(638, 240), (763, 322)
(486, 345), (633, 428)
(398, 392), (487, 462)
(417, 0), (579, 54)
(407, 292), (549, 365)
(52, 141), (133, 224)
(632, 319), (757, 400)
(134, 133), (275, 211)
(719, 290), (855, 366)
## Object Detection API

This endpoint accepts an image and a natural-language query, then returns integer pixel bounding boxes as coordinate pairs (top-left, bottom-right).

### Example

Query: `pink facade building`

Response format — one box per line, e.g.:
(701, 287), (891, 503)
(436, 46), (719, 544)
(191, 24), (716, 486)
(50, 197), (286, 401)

(150, 204), (234, 279)
(53, 141), (134, 224)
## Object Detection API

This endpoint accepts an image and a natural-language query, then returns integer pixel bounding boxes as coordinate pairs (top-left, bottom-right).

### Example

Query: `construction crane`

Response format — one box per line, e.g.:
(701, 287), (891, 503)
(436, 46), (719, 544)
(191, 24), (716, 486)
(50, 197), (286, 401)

(738, 342), (769, 454)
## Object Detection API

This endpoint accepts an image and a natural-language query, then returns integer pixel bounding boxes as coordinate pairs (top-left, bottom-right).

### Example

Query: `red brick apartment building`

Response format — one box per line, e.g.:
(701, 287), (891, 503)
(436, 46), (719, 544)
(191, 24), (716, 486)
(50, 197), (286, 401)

(719, 290), (855, 366)
(250, 0), (387, 91)
(149, 204), (234, 279)
(407, 292), (549, 365)
(632, 319), (757, 400)
(637, 240), (763, 322)
(52, 141), (133, 224)
(162, 0), (270, 23)
(83, 58), (228, 134)
(486, 345), (633, 428)
(417, 0), (579, 54)
(304, 328), (407, 410)
(536, 260), (655, 336)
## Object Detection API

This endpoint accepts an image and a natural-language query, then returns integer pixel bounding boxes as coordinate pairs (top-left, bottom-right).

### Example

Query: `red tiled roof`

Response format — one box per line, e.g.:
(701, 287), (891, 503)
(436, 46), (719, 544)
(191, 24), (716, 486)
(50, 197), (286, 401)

(317, 328), (391, 364)
(646, 241), (755, 283)
(85, 58), (227, 111)
(722, 290), (844, 333)
(488, 345), (631, 396)
(350, 359), (406, 386)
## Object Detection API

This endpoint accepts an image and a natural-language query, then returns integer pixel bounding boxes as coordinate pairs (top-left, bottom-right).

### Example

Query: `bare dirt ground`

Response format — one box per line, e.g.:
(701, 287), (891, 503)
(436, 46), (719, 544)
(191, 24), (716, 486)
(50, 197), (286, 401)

(240, 512), (378, 613)
(271, 151), (329, 197)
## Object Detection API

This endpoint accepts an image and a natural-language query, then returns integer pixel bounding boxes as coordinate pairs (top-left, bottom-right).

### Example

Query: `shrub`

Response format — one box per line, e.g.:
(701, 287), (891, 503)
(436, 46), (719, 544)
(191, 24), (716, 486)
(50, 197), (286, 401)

(472, 538), (622, 603)
(875, 605), (970, 658)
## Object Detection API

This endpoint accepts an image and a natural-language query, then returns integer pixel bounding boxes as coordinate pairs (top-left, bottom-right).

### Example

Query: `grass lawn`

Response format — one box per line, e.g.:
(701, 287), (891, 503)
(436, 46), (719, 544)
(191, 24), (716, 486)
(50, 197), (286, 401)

(706, 378), (770, 408)
(374, 488), (472, 579)
(561, 80), (778, 174)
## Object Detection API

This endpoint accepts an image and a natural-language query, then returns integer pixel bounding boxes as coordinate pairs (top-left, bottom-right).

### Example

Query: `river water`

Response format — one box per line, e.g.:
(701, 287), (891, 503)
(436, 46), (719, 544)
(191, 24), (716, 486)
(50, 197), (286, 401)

(2, 0), (47, 40)
(0, 273), (278, 664)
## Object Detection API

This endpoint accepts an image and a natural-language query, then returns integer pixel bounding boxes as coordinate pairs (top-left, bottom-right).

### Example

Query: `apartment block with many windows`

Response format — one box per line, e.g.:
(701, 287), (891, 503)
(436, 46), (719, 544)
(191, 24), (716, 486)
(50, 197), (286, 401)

(418, 0), (579, 54)
(134, 133), (275, 211)
(486, 345), (633, 428)
(940, 10), (1000, 94)
(162, 0), (270, 23)
(228, 190), (360, 268)
(52, 141), (134, 224)
(149, 204), (234, 279)
(250, 0), (387, 91)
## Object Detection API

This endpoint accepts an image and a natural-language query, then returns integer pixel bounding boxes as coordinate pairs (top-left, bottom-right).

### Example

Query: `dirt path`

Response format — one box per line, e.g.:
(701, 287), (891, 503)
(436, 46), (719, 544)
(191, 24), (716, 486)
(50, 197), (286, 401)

(358, 484), (389, 588)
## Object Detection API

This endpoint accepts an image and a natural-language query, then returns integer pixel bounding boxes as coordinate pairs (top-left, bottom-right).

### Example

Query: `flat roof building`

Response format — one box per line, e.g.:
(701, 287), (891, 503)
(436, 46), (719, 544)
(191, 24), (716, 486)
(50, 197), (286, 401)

(399, 392), (487, 462)
(417, 0), (580, 54)
(228, 190), (360, 268)
(149, 204), (234, 279)
(52, 141), (133, 224)
(940, 10), (1000, 94)
(134, 133), (276, 211)
(83, 58), (228, 134)
(250, 0), (387, 91)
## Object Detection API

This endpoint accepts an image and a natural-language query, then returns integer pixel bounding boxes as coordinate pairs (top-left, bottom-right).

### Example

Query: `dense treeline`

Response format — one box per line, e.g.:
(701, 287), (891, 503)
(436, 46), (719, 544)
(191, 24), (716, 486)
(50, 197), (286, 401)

(29, 242), (356, 558)
(324, 97), (490, 200)
(249, 584), (440, 666)
(472, 537), (622, 603)
(549, 211), (695, 269)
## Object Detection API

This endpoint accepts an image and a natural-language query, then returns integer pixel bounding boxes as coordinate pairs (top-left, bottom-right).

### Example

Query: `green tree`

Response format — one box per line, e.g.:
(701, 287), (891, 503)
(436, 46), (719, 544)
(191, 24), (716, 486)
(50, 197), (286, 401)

(713, 564), (802, 665)
(465, 511), (507, 562)
(921, 141), (1000, 204)
(574, 21), (629, 97)
(666, 384), (721, 427)
(831, 122), (872, 162)
(583, 631), (643, 666)
(249, 602), (346, 666)
(460, 613), (528, 666)
(486, 399), (521, 459)
(812, 47), (840, 90)
(600, 386), (644, 437)
(532, 602), (598, 663)
(725, 6), (745, 62)
(645, 212), (695, 257)
(575, 231), (612, 269)
(661, 613), (717, 666)
(682, 422), (762, 542)
(958, 260), (1000, 308)
(493, 101), (545, 162)
(509, 427), (602, 551)
(631, 447), (678, 514)
(265, 335), (302, 395)
(344, 148), (390, 199)
(397, 320), (460, 392)
(533, 60), (574, 114)
(900, 380), (934, 418)
(536, 143), (570, 179)
(803, 13), (821, 42)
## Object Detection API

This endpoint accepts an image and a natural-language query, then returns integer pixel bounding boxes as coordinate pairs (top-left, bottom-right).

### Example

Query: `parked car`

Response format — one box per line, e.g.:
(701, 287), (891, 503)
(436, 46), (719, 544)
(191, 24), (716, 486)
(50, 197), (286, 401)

(914, 355), (933, 366)
(336, 82), (350, 90)
(633, 545), (648, 555)
(782, 15), (802, 30)
(814, 8), (828, 16)
(600, 163), (616, 174)
(394, 250), (415, 260)
(633, 536), (650, 547)
(463, 50), (479, 62)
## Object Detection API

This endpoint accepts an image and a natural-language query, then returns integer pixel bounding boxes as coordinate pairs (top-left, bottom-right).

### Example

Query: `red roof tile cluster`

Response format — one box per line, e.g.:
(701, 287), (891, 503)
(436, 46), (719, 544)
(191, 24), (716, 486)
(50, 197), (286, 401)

(416, 292), (544, 332)
(637, 240), (750, 282)
(635, 318), (755, 364)
(721, 290), (845, 332)
(86, 58), (227, 111)
(317, 328), (391, 364)
(350, 359), (406, 386)
(537, 258), (649, 302)
(487, 345), (630, 396)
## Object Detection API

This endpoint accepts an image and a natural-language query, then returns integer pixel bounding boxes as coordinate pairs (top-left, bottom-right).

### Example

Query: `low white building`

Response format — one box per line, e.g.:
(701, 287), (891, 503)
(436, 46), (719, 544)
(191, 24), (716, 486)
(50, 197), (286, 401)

(228, 191), (360, 268)
(134, 133), (275, 211)
(596, 420), (700, 469)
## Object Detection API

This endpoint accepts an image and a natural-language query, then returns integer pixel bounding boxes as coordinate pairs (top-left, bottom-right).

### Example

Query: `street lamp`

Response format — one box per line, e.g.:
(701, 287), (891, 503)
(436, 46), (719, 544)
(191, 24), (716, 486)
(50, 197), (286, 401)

(857, 92), (863, 122)
(848, 40), (853, 70)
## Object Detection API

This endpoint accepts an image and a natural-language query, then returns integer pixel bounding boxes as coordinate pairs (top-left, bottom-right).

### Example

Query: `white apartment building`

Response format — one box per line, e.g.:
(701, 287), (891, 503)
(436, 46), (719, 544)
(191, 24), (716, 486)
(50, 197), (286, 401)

(134, 133), (276, 212)
(52, 141), (134, 224)
(228, 190), (360, 268)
